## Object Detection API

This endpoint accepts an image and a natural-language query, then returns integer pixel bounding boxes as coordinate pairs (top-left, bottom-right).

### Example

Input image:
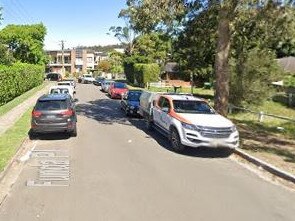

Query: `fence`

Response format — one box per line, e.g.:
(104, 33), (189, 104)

(228, 104), (295, 123)
(148, 81), (169, 88)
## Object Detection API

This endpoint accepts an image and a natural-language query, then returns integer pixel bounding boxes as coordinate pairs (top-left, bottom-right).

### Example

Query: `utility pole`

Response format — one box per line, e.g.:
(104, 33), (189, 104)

(60, 40), (65, 76)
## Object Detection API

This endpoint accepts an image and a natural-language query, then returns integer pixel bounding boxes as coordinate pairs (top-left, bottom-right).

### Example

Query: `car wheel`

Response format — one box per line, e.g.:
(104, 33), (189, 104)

(125, 109), (130, 117)
(71, 125), (77, 137)
(146, 120), (154, 131)
(170, 127), (184, 152)
(29, 130), (38, 140)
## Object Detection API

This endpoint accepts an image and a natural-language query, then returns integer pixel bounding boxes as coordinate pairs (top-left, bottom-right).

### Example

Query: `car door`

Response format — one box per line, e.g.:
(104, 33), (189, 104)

(153, 96), (172, 132)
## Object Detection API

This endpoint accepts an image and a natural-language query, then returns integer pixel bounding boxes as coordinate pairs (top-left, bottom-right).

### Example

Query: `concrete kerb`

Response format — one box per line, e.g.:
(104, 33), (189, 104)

(233, 148), (295, 184)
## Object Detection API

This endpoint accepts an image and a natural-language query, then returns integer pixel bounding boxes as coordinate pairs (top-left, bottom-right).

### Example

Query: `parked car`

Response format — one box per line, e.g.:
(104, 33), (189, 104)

(57, 81), (76, 94)
(108, 82), (129, 99)
(141, 93), (239, 152)
(93, 77), (105, 86)
(30, 94), (77, 137)
(49, 85), (75, 98)
(101, 80), (114, 92)
(62, 78), (76, 88)
(81, 74), (95, 84)
(120, 90), (143, 116)
(46, 72), (62, 81)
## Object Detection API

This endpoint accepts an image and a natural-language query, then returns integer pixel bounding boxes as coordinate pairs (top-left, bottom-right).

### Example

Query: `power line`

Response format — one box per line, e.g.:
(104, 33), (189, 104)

(2, 0), (24, 24)
(12, 0), (34, 23)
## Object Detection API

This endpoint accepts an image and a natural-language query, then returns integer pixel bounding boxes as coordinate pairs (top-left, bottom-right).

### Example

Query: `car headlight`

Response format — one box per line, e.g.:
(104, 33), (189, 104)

(231, 125), (237, 132)
(181, 122), (201, 131)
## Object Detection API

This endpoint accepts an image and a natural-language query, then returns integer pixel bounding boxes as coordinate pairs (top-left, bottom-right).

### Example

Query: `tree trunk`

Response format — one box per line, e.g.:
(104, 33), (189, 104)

(214, 7), (231, 116)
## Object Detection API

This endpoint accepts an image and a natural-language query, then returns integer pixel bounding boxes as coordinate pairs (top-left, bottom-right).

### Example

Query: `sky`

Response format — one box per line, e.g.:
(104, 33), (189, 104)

(0, 0), (126, 50)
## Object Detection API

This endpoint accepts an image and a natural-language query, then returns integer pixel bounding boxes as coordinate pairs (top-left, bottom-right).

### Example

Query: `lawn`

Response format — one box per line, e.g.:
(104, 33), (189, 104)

(0, 108), (32, 172)
(0, 83), (46, 117)
(228, 100), (295, 139)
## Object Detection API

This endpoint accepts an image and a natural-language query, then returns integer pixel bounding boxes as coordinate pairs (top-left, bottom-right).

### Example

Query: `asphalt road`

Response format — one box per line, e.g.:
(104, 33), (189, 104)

(0, 83), (295, 221)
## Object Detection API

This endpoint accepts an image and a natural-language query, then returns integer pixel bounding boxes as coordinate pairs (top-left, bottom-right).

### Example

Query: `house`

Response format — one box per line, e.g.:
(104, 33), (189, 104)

(162, 62), (179, 80)
(277, 56), (295, 73)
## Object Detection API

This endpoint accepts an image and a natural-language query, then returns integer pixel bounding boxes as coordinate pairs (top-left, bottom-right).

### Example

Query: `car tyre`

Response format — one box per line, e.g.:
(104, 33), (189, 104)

(29, 130), (38, 140)
(125, 109), (130, 117)
(146, 120), (154, 131)
(170, 127), (185, 152)
(71, 125), (77, 137)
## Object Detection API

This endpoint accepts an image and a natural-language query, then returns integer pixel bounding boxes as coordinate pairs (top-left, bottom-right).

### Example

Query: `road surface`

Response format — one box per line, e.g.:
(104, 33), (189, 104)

(0, 83), (295, 221)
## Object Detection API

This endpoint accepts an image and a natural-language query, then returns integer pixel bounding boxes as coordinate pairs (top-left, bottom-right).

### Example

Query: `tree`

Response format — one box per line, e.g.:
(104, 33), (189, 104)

(109, 24), (137, 55)
(98, 60), (111, 72)
(133, 32), (171, 63)
(0, 23), (47, 64)
(120, 0), (295, 115)
(109, 50), (124, 74)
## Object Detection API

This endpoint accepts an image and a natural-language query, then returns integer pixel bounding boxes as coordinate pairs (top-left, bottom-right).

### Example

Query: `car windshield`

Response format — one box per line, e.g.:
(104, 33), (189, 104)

(128, 91), (142, 101)
(114, 82), (127, 89)
(35, 100), (67, 111)
(173, 100), (215, 114)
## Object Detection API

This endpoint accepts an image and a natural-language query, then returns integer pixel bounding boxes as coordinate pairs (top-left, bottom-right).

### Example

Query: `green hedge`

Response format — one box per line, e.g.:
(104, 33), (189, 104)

(134, 63), (160, 87)
(0, 63), (44, 105)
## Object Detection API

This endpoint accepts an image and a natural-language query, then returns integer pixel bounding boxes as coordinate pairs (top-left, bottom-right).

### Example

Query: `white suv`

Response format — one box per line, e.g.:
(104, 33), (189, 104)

(152, 94), (239, 152)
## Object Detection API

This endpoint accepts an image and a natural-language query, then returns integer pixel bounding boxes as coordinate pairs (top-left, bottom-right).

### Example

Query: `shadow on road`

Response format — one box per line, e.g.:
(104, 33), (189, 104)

(76, 98), (232, 159)
(28, 130), (71, 141)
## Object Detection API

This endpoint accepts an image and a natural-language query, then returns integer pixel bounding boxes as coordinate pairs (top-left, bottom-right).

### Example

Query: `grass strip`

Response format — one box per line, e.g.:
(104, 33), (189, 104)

(0, 108), (32, 172)
(0, 83), (46, 117)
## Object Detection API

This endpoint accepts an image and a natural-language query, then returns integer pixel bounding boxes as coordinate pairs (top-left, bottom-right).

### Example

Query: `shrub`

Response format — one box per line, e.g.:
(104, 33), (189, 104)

(229, 48), (283, 106)
(123, 55), (150, 84)
(134, 63), (160, 87)
(0, 63), (44, 105)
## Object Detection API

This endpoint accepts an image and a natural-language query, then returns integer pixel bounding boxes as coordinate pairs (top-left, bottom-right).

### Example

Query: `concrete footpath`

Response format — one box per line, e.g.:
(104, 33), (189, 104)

(0, 82), (53, 136)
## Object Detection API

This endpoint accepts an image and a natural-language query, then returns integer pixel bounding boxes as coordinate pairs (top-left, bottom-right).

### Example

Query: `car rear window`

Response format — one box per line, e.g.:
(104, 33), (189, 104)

(128, 91), (142, 101)
(50, 88), (69, 95)
(114, 82), (127, 88)
(35, 100), (68, 111)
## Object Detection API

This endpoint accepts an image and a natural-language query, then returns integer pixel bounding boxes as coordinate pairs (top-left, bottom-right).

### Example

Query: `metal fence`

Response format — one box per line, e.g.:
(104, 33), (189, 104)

(228, 104), (295, 123)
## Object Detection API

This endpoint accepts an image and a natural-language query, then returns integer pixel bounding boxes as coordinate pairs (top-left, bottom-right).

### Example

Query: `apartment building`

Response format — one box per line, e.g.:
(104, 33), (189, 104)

(46, 49), (107, 76)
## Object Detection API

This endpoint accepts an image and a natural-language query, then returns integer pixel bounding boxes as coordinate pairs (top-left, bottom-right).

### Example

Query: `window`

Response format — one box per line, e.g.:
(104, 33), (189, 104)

(173, 100), (215, 114)
(87, 57), (93, 63)
(158, 97), (170, 109)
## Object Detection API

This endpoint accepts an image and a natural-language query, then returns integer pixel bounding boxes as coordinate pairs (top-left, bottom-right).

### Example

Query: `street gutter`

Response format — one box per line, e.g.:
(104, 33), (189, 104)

(234, 148), (295, 184)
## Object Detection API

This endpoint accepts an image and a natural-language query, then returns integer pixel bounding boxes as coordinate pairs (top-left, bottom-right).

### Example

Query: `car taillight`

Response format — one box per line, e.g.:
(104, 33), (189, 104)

(32, 110), (42, 118)
(61, 109), (74, 116)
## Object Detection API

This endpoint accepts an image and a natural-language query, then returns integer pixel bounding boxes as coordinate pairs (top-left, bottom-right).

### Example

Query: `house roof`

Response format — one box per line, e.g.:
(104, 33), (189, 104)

(164, 62), (179, 73)
(277, 56), (295, 73)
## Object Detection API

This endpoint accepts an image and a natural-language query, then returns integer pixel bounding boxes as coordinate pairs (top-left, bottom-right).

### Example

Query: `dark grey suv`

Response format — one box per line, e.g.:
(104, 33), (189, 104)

(30, 94), (77, 137)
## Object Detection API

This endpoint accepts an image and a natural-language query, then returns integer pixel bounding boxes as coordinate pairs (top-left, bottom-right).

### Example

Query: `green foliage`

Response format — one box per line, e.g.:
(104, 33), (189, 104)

(133, 33), (171, 62)
(123, 54), (150, 83)
(134, 63), (160, 86)
(109, 50), (124, 74)
(0, 63), (44, 105)
(284, 75), (295, 87)
(229, 48), (283, 106)
(0, 23), (47, 64)
(98, 60), (111, 72)
(0, 44), (15, 65)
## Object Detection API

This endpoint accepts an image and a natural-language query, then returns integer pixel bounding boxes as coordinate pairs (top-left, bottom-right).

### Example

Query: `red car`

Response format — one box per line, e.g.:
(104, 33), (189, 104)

(108, 82), (128, 99)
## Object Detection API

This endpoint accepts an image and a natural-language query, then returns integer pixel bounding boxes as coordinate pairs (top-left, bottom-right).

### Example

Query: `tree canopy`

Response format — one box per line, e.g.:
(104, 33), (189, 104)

(0, 23), (47, 65)
(119, 0), (295, 114)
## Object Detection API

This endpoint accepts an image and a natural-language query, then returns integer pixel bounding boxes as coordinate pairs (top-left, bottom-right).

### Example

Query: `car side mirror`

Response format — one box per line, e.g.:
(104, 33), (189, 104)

(162, 107), (170, 113)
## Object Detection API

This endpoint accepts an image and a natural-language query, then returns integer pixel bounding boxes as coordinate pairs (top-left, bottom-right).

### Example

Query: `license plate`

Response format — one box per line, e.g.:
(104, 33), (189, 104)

(46, 115), (55, 119)
(210, 139), (221, 147)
